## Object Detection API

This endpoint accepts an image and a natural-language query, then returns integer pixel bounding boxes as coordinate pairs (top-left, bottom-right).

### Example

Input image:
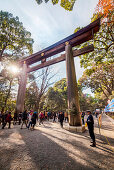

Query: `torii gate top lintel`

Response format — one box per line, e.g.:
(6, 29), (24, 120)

(19, 18), (100, 66)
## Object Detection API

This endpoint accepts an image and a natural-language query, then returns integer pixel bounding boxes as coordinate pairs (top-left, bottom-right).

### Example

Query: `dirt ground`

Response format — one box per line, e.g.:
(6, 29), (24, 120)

(0, 114), (114, 170)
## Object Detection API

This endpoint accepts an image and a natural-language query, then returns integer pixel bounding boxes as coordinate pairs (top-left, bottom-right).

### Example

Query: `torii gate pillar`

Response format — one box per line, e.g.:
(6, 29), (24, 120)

(65, 44), (82, 126)
(16, 62), (27, 114)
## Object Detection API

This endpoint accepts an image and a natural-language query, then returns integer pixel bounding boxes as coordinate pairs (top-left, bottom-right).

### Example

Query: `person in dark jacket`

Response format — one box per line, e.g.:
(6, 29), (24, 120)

(59, 112), (64, 128)
(13, 111), (18, 125)
(53, 112), (56, 122)
(86, 110), (96, 147)
(18, 112), (22, 125)
(31, 111), (37, 129)
(21, 110), (28, 129)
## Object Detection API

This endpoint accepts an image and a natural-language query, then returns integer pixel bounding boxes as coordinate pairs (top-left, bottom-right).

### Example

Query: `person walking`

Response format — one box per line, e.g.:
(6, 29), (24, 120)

(2, 112), (12, 129)
(21, 110), (28, 129)
(86, 110), (96, 147)
(13, 111), (18, 125)
(31, 111), (37, 129)
(53, 112), (56, 122)
(27, 110), (33, 129)
(39, 112), (44, 125)
(45, 111), (47, 119)
(59, 112), (64, 128)
(47, 112), (50, 121)
(18, 112), (22, 125)
(2, 112), (7, 129)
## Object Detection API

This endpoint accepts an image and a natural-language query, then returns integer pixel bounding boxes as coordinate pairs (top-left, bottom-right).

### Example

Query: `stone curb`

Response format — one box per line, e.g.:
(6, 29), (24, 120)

(64, 125), (86, 133)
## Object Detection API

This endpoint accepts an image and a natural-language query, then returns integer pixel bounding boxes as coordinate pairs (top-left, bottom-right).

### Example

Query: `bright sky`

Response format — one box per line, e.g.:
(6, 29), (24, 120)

(0, 0), (99, 95)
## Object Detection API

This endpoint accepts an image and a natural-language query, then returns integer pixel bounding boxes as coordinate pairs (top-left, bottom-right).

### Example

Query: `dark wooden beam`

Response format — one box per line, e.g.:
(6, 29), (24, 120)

(27, 45), (94, 73)
(19, 18), (100, 66)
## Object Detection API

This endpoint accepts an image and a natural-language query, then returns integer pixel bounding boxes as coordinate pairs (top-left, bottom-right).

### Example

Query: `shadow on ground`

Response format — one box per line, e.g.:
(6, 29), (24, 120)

(0, 122), (114, 170)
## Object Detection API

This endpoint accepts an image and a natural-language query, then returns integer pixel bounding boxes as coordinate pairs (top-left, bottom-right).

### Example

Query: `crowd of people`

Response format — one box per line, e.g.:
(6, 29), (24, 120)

(0, 110), (68, 130)
(0, 110), (96, 147)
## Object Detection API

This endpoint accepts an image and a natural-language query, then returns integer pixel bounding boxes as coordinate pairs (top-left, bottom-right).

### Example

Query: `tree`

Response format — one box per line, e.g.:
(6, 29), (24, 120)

(73, 3), (113, 106)
(54, 78), (67, 105)
(73, 1), (113, 68)
(35, 0), (76, 11)
(0, 68), (18, 112)
(25, 67), (56, 111)
(0, 10), (34, 112)
(43, 78), (100, 112)
(96, 0), (113, 18)
(44, 87), (65, 111)
(0, 11), (34, 62)
(79, 63), (114, 100)
(44, 78), (67, 112)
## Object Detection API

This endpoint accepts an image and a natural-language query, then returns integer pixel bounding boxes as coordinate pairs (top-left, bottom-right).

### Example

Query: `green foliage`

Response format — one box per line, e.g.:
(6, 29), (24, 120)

(0, 10), (34, 61)
(43, 78), (101, 112)
(60, 0), (76, 11)
(74, 11), (114, 103)
(25, 81), (39, 110)
(0, 74), (17, 112)
(54, 78), (67, 102)
(77, 11), (114, 68)
(74, 27), (81, 33)
(79, 63), (114, 101)
(35, 0), (76, 11)
(52, 0), (59, 5)
(44, 78), (67, 111)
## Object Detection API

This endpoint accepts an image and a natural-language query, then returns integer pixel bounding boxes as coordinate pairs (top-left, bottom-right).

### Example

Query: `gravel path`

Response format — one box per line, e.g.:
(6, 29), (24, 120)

(0, 115), (114, 170)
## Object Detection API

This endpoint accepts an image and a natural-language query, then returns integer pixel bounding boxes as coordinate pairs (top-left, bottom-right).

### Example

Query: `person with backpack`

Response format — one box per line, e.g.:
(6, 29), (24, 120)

(39, 112), (44, 125)
(21, 110), (28, 129)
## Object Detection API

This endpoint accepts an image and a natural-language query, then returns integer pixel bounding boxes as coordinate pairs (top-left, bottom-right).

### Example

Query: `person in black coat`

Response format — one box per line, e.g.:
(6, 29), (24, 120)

(86, 110), (96, 147)
(31, 111), (37, 129)
(58, 112), (64, 128)
(21, 110), (28, 129)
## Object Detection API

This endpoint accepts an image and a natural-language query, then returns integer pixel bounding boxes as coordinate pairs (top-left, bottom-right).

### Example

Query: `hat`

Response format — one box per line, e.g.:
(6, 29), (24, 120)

(86, 110), (91, 113)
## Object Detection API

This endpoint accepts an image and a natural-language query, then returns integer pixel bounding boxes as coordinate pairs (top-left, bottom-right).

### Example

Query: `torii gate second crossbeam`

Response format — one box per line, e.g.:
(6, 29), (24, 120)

(16, 18), (100, 127)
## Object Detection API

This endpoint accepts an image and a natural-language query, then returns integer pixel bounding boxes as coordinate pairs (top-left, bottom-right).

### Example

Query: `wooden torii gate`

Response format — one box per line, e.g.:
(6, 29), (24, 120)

(16, 18), (100, 126)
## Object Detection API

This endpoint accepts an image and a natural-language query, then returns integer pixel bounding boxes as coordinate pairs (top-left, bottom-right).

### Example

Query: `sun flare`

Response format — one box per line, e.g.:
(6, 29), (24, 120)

(8, 65), (19, 74)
